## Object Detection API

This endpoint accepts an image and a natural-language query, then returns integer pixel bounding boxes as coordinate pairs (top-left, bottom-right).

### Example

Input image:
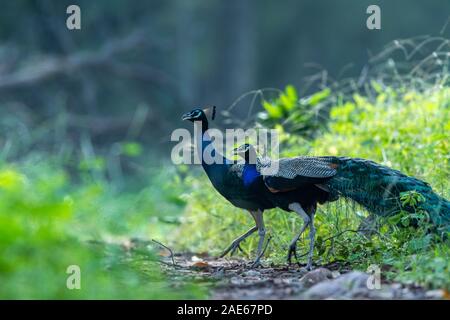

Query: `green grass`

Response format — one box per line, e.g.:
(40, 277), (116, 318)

(173, 84), (450, 290)
(0, 159), (205, 299)
(0, 63), (448, 298)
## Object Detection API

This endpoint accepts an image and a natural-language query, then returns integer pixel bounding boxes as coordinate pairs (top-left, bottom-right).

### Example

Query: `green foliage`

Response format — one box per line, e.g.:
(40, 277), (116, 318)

(0, 161), (205, 299)
(258, 85), (328, 138)
(400, 190), (426, 208)
(120, 142), (143, 158)
(260, 85), (298, 119)
(175, 82), (450, 290)
(311, 87), (449, 186)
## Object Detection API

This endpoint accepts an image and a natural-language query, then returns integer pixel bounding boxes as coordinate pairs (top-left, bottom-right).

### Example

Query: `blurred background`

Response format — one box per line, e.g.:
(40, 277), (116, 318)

(0, 0), (448, 299)
(1, 0), (449, 154)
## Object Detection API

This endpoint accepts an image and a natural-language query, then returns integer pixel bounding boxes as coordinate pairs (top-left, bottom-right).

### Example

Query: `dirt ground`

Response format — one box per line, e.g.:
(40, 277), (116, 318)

(161, 253), (446, 300)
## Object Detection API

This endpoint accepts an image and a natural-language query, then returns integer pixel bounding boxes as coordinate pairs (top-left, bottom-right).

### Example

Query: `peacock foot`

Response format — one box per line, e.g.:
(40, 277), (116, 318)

(286, 244), (300, 266)
(249, 258), (263, 269)
(305, 260), (314, 271)
(230, 244), (243, 256)
(219, 239), (244, 258)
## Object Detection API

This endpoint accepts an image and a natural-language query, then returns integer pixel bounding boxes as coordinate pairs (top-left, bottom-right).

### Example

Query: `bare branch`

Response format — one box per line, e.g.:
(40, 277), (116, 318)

(0, 29), (170, 91)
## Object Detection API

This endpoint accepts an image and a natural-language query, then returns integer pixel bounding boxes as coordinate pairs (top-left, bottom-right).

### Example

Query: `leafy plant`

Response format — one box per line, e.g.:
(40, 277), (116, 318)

(175, 81), (450, 290)
(258, 85), (330, 139)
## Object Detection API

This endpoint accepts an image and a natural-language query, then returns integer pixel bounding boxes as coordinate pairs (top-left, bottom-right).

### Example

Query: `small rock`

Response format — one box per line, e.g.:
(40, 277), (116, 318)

(400, 291), (420, 300)
(367, 289), (394, 299)
(391, 283), (402, 290)
(230, 276), (245, 285)
(212, 268), (225, 278)
(425, 289), (444, 299)
(191, 255), (203, 262)
(331, 271), (341, 278)
(242, 270), (261, 277)
(299, 268), (333, 288)
(302, 271), (369, 299)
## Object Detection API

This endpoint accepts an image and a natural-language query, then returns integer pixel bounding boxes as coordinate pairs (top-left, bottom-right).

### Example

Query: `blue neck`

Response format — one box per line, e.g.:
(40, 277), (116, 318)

(242, 163), (260, 187)
(195, 120), (230, 171)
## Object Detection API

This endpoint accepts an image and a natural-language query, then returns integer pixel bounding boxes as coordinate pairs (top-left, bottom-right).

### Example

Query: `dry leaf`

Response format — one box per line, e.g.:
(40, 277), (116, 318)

(443, 290), (450, 300)
(192, 261), (210, 269)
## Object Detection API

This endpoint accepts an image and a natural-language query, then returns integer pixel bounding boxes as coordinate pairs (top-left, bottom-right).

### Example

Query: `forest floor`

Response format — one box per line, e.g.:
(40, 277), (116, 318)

(160, 252), (446, 300)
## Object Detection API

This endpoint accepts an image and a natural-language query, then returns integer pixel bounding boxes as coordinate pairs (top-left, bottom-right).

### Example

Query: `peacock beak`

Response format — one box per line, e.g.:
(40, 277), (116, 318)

(181, 112), (192, 121)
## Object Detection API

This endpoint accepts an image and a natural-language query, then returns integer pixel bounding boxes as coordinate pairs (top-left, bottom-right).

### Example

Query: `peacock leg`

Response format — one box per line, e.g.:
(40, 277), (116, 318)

(219, 226), (257, 258)
(287, 221), (309, 265)
(305, 212), (316, 271)
(287, 203), (310, 265)
(250, 210), (265, 268)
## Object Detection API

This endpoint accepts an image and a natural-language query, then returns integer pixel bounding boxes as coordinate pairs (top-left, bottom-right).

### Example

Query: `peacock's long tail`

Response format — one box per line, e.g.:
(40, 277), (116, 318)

(325, 157), (450, 233)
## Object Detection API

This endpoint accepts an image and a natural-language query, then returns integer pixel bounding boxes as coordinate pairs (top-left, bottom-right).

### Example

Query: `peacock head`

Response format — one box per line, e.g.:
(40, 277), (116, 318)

(181, 106), (216, 123)
(233, 143), (258, 164)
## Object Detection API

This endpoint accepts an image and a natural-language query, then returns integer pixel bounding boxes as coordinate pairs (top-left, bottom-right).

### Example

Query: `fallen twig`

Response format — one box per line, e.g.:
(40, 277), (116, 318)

(151, 239), (176, 266)
(321, 228), (386, 243)
(0, 28), (170, 91)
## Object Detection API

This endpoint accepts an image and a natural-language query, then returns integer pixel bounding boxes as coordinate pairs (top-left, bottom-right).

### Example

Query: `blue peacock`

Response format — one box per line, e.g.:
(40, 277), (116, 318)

(181, 107), (450, 269)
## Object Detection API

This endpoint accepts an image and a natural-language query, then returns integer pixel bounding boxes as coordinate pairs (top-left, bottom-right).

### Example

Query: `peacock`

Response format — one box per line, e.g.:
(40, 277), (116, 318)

(182, 107), (284, 267)
(234, 143), (450, 268)
(181, 107), (450, 269)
